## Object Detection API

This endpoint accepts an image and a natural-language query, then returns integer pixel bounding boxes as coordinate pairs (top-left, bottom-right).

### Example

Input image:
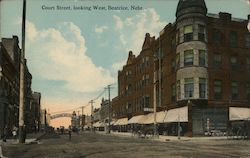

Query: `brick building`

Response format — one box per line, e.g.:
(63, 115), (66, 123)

(0, 36), (42, 137)
(112, 0), (250, 136)
(0, 36), (21, 137)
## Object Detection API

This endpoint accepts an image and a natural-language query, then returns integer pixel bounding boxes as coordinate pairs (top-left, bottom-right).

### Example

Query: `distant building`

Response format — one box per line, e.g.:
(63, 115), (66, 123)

(30, 92), (41, 132)
(93, 108), (101, 123)
(112, 0), (250, 136)
(99, 98), (110, 124)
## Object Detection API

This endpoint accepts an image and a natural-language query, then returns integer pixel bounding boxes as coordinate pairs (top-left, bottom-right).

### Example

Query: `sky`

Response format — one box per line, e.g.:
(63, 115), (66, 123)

(0, 0), (249, 128)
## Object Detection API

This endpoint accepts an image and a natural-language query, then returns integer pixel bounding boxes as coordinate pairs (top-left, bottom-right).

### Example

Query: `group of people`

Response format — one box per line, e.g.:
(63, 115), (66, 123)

(1, 126), (18, 142)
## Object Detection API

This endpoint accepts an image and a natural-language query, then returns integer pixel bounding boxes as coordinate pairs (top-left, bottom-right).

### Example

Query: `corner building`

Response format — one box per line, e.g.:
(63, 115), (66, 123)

(112, 0), (250, 136)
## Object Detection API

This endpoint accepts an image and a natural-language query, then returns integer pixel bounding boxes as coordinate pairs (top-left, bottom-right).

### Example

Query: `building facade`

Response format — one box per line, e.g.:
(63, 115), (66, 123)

(0, 36), (20, 138)
(0, 36), (42, 137)
(112, 0), (250, 136)
(29, 92), (41, 132)
(99, 98), (111, 123)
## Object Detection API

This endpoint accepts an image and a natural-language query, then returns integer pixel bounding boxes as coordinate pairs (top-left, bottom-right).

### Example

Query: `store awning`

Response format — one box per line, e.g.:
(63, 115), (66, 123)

(229, 107), (250, 121)
(128, 115), (145, 124)
(140, 111), (167, 124)
(93, 122), (105, 127)
(110, 120), (117, 125)
(163, 106), (188, 123)
(93, 122), (100, 127)
(114, 118), (128, 125)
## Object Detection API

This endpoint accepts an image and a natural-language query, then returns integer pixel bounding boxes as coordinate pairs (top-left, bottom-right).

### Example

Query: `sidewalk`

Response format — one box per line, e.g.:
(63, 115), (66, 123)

(0, 132), (45, 145)
(95, 131), (228, 142)
(0, 132), (45, 158)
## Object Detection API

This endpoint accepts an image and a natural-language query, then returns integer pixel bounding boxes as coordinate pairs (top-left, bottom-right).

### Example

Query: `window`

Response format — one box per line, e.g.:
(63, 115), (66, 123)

(184, 50), (194, 66)
(214, 80), (222, 99)
(247, 58), (250, 73)
(230, 31), (237, 47)
(177, 80), (180, 99)
(171, 83), (176, 102)
(212, 29), (222, 44)
(184, 25), (193, 42)
(171, 37), (176, 50)
(184, 78), (194, 98)
(199, 50), (206, 66)
(213, 54), (222, 69)
(176, 53), (180, 69)
(144, 96), (150, 108)
(199, 78), (206, 99)
(230, 56), (238, 71)
(247, 83), (250, 100)
(171, 59), (176, 72)
(245, 34), (250, 48)
(142, 74), (150, 86)
(176, 29), (179, 44)
(198, 25), (205, 41)
(231, 81), (238, 100)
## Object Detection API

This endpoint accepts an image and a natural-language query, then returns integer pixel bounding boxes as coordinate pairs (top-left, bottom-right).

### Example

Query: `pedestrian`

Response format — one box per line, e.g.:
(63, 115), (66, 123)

(3, 126), (8, 142)
(12, 126), (17, 139)
(68, 126), (72, 141)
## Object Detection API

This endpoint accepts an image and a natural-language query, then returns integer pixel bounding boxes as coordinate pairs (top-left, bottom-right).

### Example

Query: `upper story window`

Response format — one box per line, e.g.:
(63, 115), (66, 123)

(176, 53), (180, 69)
(214, 80), (222, 99)
(199, 78), (206, 99)
(171, 83), (176, 102)
(213, 54), (222, 69)
(247, 83), (250, 101)
(177, 80), (180, 100)
(171, 37), (176, 50)
(198, 24), (205, 41)
(144, 96), (150, 108)
(176, 29), (179, 44)
(142, 74), (150, 86)
(184, 50), (194, 66)
(212, 29), (222, 44)
(184, 78), (194, 98)
(230, 56), (238, 71)
(142, 56), (149, 68)
(184, 25), (193, 42)
(245, 34), (250, 48)
(171, 59), (176, 72)
(230, 31), (238, 47)
(231, 81), (238, 100)
(199, 50), (206, 66)
(247, 58), (250, 73)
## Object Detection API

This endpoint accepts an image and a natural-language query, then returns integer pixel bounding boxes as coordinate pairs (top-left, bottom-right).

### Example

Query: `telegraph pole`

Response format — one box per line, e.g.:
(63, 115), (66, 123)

(19, 0), (26, 144)
(81, 106), (84, 132)
(90, 100), (94, 132)
(108, 85), (111, 134)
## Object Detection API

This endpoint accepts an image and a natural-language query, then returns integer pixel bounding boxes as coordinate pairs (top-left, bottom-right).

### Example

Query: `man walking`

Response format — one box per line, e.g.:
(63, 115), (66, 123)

(3, 126), (8, 142)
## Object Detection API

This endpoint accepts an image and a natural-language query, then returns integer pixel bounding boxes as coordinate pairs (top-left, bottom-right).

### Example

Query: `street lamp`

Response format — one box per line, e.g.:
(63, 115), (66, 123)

(248, 4), (250, 32)
(247, 19), (250, 32)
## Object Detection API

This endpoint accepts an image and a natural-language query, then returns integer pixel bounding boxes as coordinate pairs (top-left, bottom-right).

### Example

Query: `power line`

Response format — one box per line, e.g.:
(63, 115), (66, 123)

(50, 84), (116, 114)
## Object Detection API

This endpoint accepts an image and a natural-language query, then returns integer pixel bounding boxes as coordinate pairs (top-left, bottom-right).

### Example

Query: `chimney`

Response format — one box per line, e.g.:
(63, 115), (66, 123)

(219, 12), (232, 21)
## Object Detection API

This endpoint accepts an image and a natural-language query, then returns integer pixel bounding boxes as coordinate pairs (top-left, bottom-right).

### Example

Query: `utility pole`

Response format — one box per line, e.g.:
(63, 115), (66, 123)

(77, 110), (80, 129)
(81, 106), (84, 132)
(90, 100), (94, 132)
(19, 0), (26, 144)
(108, 85), (111, 134)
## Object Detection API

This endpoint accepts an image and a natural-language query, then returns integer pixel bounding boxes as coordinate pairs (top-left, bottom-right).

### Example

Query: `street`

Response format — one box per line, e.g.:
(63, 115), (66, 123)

(1, 132), (250, 158)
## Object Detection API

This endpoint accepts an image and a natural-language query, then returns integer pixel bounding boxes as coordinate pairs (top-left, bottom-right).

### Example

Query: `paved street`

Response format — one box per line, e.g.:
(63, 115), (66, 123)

(1, 132), (250, 158)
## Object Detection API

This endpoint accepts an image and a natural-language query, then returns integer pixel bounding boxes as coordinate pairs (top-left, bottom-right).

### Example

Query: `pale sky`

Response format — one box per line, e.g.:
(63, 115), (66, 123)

(0, 0), (249, 127)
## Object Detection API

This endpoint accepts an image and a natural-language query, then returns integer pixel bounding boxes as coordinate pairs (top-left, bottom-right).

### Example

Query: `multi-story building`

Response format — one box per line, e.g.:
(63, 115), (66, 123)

(0, 36), (21, 137)
(112, 0), (250, 136)
(0, 36), (42, 136)
(99, 98), (111, 123)
(29, 92), (41, 132)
